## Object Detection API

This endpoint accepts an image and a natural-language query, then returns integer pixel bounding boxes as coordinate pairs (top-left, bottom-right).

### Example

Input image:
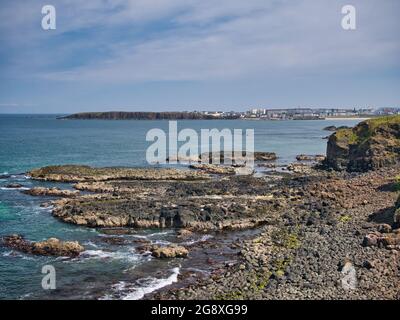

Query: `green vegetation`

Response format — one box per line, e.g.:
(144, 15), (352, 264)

(339, 215), (352, 223)
(365, 115), (400, 130)
(335, 128), (358, 144)
(334, 115), (400, 147)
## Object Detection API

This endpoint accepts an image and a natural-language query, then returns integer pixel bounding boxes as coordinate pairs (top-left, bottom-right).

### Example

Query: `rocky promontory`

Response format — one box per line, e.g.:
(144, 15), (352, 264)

(325, 115), (400, 171)
(59, 111), (240, 120)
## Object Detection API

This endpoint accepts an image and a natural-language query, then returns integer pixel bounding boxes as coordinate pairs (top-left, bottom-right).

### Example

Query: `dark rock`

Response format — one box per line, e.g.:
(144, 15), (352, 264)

(325, 116), (400, 172)
(323, 126), (338, 132)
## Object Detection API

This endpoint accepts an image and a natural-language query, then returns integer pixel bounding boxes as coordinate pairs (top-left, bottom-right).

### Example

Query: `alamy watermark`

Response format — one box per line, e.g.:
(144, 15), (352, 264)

(146, 121), (255, 173)
(41, 5), (56, 30)
(40, 4), (356, 32)
(341, 5), (356, 30)
(41, 265), (56, 290)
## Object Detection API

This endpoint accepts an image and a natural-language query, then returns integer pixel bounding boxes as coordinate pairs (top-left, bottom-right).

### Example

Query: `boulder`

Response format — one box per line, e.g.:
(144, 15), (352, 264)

(325, 116), (400, 172)
(377, 224), (392, 234)
(362, 233), (380, 247)
(176, 229), (194, 238)
(286, 163), (312, 174)
(31, 238), (84, 256)
(323, 125), (337, 131)
(151, 245), (189, 259)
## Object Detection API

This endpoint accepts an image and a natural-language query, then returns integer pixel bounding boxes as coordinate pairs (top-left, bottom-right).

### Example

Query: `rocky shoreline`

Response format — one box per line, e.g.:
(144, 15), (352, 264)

(149, 166), (400, 300)
(2, 116), (399, 300)
(5, 161), (399, 300)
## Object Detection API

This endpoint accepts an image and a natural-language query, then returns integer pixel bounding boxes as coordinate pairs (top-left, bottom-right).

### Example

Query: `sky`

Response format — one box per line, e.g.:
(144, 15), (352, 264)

(0, 0), (399, 113)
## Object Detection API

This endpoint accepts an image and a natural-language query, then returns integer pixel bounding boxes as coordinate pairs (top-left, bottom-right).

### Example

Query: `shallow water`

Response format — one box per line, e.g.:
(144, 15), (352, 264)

(0, 114), (362, 299)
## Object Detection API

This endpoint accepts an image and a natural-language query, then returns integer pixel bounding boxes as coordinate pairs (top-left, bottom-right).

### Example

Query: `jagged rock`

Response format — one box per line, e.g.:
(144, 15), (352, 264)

(151, 245), (189, 259)
(189, 164), (235, 175)
(136, 243), (189, 258)
(286, 163), (312, 174)
(23, 187), (79, 197)
(323, 125), (338, 131)
(325, 116), (400, 172)
(32, 238), (84, 256)
(324, 125), (351, 132)
(296, 154), (325, 162)
(2, 234), (84, 257)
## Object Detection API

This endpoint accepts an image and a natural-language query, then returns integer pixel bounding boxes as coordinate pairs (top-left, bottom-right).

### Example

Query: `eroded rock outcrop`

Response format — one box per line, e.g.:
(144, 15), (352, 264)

(2, 235), (84, 257)
(28, 165), (209, 182)
(23, 187), (79, 198)
(151, 245), (189, 259)
(325, 116), (400, 172)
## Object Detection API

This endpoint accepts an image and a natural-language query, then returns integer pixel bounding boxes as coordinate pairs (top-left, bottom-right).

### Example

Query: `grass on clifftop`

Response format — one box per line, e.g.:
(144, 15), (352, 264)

(365, 115), (400, 129)
(335, 128), (359, 144)
(335, 115), (400, 145)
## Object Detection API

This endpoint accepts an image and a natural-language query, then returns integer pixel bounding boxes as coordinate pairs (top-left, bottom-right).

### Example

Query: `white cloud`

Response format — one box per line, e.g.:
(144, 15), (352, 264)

(2, 0), (400, 83)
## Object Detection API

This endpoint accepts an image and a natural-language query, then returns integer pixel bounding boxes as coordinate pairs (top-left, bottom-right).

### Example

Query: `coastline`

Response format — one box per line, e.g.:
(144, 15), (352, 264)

(3, 160), (399, 300)
(1, 115), (399, 300)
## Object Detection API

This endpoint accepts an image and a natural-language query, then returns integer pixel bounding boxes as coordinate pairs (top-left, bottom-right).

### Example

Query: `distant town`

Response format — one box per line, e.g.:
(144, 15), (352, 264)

(61, 107), (400, 121)
(199, 107), (400, 120)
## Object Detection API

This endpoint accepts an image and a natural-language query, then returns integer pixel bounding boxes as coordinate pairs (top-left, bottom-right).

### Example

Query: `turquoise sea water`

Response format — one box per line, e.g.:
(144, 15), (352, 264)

(0, 114), (362, 299)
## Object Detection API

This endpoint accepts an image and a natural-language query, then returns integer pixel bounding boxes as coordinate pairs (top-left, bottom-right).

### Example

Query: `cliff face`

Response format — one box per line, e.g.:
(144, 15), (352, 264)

(395, 195), (400, 227)
(59, 111), (240, 120)
(326, 116), (400, 172)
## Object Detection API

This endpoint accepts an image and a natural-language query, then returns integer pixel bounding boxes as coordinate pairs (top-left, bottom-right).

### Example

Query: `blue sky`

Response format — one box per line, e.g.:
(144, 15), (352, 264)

(0, 0), (399, 113)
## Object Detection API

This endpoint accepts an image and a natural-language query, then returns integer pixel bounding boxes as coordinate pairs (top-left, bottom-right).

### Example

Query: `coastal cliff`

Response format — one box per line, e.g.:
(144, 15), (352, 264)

(325, 115), (400, 172)
(59, 111), (240, 120)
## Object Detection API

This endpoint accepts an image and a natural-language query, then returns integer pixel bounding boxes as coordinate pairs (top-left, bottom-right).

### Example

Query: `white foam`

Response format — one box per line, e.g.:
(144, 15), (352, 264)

(151, 239), (171, 246)
(84, 240), (99, 248)
(147, 231), (172, 237)
(1, 187), (30, 191)
(77, 249), (141, 264)
(182, 234), (213, 245)
(103, 267), (180, 300)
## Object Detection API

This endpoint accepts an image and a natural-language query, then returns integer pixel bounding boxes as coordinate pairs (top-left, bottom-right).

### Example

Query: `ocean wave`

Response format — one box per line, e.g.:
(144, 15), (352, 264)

(182, 234), (214, 245)
(147, 231), (173, 237)
(1, 187), (30, 191)
(76, 249), (142, 264)
(83, 240), (99, 248)
(1, 250), (36, 261)
(151, 239), (171, 246)
(102, 267), (180, 300)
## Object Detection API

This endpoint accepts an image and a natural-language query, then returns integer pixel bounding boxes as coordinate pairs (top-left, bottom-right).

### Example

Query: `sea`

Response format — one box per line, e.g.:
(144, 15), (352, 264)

(0, 114), (363, 300)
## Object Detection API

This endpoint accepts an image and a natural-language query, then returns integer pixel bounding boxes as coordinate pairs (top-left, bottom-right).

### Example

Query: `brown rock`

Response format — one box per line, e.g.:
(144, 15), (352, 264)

(23, 187), (79, 198)
(151, 245), (189, 259)
(2, 234), (84, 257)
